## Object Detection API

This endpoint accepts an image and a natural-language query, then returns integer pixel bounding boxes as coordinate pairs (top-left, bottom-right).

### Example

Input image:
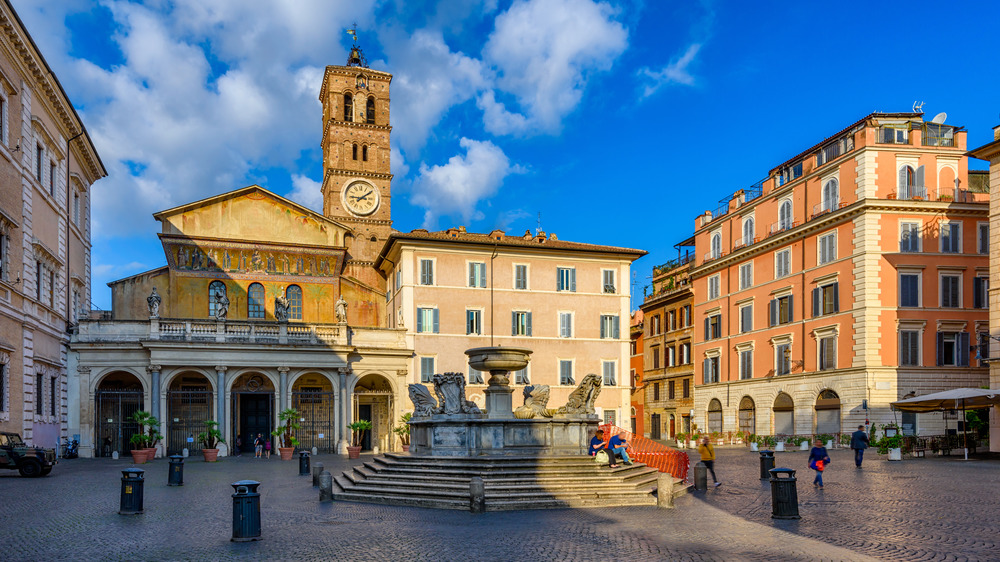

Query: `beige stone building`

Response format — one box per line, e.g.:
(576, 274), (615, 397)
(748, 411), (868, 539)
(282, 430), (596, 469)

(375, 228), (645, 424)
(0, 1), (106, 448)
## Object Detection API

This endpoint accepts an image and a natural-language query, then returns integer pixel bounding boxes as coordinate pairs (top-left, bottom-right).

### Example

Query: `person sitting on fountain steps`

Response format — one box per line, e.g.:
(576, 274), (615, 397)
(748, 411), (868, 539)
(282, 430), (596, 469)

(589, 429), (618, 468)
(609, 430), (634, 465)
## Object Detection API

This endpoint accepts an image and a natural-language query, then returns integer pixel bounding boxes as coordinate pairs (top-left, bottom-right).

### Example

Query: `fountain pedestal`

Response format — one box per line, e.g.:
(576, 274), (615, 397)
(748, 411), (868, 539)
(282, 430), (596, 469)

(466, 347), (530, 419)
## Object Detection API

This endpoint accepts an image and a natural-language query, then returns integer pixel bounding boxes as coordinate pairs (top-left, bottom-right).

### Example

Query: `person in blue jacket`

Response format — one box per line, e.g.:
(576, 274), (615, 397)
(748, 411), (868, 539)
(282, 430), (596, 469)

(609, 430), (633, 465)
(589, 429), (618, 468)
(850, 425), (870, 468)
(808, 439), (831, 488)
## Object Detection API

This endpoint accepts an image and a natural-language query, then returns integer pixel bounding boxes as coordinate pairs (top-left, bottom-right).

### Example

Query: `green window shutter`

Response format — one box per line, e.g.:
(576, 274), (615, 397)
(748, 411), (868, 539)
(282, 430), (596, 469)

(432, 308), (439, 333)
(526, 312), (532, 337)
(417, 309), (424, 332)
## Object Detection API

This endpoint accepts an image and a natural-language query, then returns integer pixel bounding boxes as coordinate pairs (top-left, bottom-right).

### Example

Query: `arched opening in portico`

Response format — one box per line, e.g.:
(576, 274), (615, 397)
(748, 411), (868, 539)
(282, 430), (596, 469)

(353, 373), (394, 452)
(230, 372), (275, 454)
(739, 396), (756, 435)
(94, 371), (144, 458)
(774, 392), (795, 435)
(292, 373), (336, 453)
(166, 371), (214, 455)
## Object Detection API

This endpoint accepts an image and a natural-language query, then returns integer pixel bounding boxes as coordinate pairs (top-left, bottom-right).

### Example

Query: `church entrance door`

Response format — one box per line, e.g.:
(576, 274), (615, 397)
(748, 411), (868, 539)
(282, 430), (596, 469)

(230, 373), (275, 453)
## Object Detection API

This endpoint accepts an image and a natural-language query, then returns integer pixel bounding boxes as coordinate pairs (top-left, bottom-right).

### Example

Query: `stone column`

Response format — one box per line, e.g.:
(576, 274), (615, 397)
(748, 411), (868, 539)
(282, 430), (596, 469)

(278, 367), (289, 413)
(338, 367), (350, 455)
(215, 366), (227, 442)
(147, 365), (161, 421)
(77, 366), (94, 458)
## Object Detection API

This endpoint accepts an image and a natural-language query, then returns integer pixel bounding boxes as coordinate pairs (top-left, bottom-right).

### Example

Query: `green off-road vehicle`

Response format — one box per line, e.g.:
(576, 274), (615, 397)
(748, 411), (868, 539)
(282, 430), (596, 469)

(0, 432), (56, 477)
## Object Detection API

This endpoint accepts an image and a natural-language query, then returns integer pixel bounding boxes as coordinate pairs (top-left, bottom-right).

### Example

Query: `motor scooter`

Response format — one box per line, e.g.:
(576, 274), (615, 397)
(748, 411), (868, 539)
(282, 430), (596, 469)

(63, 438), (79, 459)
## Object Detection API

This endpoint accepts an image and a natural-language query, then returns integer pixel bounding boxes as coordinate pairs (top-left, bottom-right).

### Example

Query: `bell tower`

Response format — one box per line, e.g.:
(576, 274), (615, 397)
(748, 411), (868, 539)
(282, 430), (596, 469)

(319, 34), (393, 325)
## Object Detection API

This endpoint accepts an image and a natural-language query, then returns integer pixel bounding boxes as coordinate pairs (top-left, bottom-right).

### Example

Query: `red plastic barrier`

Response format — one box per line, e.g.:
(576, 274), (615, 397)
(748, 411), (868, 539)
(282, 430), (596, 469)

(599, 424), (690, 482)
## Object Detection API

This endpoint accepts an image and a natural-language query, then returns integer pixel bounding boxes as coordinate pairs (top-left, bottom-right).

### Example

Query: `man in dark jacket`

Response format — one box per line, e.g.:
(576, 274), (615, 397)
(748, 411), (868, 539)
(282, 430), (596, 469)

(850, 425), (870, 468)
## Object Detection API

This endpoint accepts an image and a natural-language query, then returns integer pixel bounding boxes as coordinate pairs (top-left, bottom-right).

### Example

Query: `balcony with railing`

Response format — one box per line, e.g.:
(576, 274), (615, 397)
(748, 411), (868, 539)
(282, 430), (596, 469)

(652, 251), (695, 278)
(811, 198), (844, 219)
(699, 178), (768, 228)
(769, 220), (797, 237)
(890, 185), (927, 201)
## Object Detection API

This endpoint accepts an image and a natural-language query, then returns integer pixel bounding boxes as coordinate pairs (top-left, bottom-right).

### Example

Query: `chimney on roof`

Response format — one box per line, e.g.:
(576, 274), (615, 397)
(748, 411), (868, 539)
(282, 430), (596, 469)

(549, 233), (557, 241)
(535, 230), (547, 242)
(458, 226), (466, 233)
(994, 124), (1000, 141)
(523, 230), (532, 240)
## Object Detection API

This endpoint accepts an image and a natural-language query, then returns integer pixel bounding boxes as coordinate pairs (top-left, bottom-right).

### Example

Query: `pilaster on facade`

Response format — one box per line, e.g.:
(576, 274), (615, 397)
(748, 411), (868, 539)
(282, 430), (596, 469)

(851, 212), (883, 367)
(854, 150), (879, 200)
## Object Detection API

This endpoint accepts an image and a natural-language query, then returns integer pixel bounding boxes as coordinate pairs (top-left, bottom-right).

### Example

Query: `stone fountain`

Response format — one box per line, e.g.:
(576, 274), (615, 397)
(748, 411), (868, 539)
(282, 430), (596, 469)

(407, 346), (602, 457)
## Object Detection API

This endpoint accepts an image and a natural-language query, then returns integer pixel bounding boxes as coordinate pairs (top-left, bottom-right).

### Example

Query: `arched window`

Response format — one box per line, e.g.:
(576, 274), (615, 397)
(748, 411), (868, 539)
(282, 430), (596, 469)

(352, 144), (358, 160)
(362, 145), (368, 162)
(773, 392), (794, 435)
(285, 285), (302, 320)
(208, 280), (226, 317)
(779, 200), (793, 230)
(248, 283), (265, 319)
(366, 96), (375, 124)
(743, 218), (755, 246)
(822, 179), (839, 212)
(707, 398), (723, 432)
(710, 233), (721, 259)
(343, 94), (353, 122)
(738, 396), (755, 434)
(898, 164), (925, 199)
(815, 389), (841, 434)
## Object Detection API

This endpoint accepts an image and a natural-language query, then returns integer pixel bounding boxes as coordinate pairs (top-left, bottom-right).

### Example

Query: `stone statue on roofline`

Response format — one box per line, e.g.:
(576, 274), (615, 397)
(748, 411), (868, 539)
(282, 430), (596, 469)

(146, 287), (161, 319)
(335, 295), (348, 323)
(275, 295), (290, 322)
(214, 291), (229, 321)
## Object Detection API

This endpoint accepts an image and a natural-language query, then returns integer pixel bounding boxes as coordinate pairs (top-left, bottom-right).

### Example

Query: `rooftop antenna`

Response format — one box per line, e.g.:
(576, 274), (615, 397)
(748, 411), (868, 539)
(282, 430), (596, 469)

(536, 212), (542, 235)
(912, 101), (925, 113)
(931, 112), (947, 124)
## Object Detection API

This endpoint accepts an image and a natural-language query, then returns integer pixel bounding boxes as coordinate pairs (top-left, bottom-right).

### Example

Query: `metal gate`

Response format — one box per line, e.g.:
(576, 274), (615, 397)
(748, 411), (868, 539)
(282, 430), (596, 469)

(94, 389), (144, 457)
(166, 389), (214, 455)
(292, 391), (336, 453)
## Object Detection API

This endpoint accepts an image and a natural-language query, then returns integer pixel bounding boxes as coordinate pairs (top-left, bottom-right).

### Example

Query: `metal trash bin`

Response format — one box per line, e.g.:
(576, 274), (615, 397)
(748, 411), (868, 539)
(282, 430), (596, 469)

(231, 480), (262, 542)
(693, 461), (708, 491)
(299, 450), (310, 476)
(768, 468), (800, 519)
(759, 450), (775, 480)
(119, 468), (145, 515)
(168, 455), (184, 486)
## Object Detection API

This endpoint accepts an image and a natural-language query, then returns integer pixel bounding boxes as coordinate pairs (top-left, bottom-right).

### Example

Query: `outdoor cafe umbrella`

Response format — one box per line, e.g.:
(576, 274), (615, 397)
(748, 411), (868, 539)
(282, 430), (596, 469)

(891, 388), (1000, 460)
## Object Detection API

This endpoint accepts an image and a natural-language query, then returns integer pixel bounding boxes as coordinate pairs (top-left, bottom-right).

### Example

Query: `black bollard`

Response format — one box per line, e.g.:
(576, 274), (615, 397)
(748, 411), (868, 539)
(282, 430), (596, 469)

(119, 468), (145, 515)
(299, 450), (310, 476)
(469, 476), (485, 513)
(769, 468), (800, 519)
(318, 471), (333, 501)
(759, 450), (775, 480)
(693, 461), (708, 491)
(231, 480), (262, 542)
(312, 462), (324, 488)
(168, 455), (184, 486)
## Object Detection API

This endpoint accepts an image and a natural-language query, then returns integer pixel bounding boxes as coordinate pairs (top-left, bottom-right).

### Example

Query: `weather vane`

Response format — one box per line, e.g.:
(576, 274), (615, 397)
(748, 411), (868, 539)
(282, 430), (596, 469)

(346, 24), (368, 68)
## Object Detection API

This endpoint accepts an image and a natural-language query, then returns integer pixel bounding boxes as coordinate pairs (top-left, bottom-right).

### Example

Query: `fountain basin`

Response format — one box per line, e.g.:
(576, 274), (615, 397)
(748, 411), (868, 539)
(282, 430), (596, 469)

(465, 346), (532, 374)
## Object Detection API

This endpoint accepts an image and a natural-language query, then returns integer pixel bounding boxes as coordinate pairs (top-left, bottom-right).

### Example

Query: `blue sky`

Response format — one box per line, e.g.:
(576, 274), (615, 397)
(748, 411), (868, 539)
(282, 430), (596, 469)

(13, 0), (1000, 311)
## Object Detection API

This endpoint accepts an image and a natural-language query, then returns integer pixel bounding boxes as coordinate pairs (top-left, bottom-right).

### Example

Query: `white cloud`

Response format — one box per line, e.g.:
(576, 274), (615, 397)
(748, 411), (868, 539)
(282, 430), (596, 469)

(411, 138), (523, 228)
(481, 0), (628, 135)
(638, 43), (701, 98)
(286, 175), (323, 212)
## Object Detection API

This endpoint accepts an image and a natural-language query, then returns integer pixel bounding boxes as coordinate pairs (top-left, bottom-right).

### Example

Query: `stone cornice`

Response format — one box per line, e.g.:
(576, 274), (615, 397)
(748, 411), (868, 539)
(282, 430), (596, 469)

(325, 168), (393, 182)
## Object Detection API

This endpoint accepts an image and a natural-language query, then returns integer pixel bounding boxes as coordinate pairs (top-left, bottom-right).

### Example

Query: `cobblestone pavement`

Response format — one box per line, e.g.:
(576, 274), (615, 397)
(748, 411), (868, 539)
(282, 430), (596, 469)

(0, 453), (876, 562)
(691, 446), (1000, 562)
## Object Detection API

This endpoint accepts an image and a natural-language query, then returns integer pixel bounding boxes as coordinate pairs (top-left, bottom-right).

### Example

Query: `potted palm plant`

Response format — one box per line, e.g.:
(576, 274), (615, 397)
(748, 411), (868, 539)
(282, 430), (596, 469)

(197, 420), (225, 462)
(129, 432), (150, 463)
(348, 419), (372, 459)
(129, 410), (153, 462)
(144, 415), (162, 460)
(271, 408), (301, 460)
(393, 413), (412, 452)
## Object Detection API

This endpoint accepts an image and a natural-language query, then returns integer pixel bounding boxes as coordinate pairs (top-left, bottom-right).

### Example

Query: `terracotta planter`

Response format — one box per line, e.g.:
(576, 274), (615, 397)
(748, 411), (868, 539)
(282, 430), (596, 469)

(144, 448), (157, 462)
(130, 449), (147, 464)
(202, 448), (219, 462)
(402, 444), (410, 453)
(347, 446), (361, 459)
(278, 447), (294, 461)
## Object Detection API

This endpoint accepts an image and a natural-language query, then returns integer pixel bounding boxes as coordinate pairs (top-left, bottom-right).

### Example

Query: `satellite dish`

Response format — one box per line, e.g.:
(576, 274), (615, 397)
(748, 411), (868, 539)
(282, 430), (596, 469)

(931, 112), (947, 124)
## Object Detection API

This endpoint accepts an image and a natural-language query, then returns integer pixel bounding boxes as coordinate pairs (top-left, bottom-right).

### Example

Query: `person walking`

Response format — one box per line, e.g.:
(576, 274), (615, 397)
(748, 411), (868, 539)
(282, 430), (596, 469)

(609, 430), (633, 465)
(697, 437), (721, 487)
(234, 435), (242, 457)
(264, 437), (271, 459)
(589, 429), (618, 468)
(254, 433), (263, 459)
(850, 424), (870, 468)
(808, 439), (831, 488)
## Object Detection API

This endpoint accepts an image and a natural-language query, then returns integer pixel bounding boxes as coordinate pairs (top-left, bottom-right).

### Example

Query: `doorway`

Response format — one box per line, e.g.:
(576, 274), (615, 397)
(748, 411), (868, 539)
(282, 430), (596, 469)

(94, 372), (144, 457)
(650, 413), (661, 440)
(166, 373), (214, 455)
(669, 415), (676, 439)
(358, 404), (372, 450)
(240, 394), (272, 453)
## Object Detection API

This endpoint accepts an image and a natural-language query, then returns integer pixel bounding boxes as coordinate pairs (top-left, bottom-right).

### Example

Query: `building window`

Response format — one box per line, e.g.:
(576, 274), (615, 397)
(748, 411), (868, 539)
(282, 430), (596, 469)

(365, 97), (375, 124)
(600, 315), (620, 339)
(739, 304), (753, 333)
(286, 285), (302, 320)
(602, 269), (616, 293)
(362, 145), (368, 161)
(603, 410), (616, 426)
(420, 357), (435, 383)
(651, 346), (660, 369)
(650, 315), (661, 335)
(775, 249), (791, 278)
(513, 367), (529, 384)
(556, 267), (576, 292)
(73, 192), (80, 226)
(0, 363), (6, 412)
(48, 270), (55, 307)
(49, 162), (56, 195)
(558, 312), (572, 338)
(466, 309), (482, 335)
(395, 269), (402, 291)
(898, 165), (925, 199)
(936, 332), (969, 366)
(343, 94), (353, 121)
(667, 310), (676, 331)
(743, 218), (755, 246)
(682, 305), (691, 327)
(512, 311), (532, 336)
(35, 261), (43, 301)
(666, 346), (676, 367)
(978, 223), (989, 255)
(900, 222), (920, 252)
(559, 360), (574, 385)
(352, 144), (358, 160)
(602, 361), (616, 386)
(818, 335), (836, 371)
(879, 125), (908, 144)
(818, 232), (836, 264)
(705, 313), (722, 340)
(248, 283), (265, 319)
(50, 376), (56, 416)
(778, 200), (793, 231)
(900, 273), (920, 307)
(941, 223), (960, 253)
(514, 264), (528, 290)
(682, 378), (690, 398)
(739, 349), (753, 380)
(708, 274), (720, 299)
(710, 232), (722, 259)
(208, 280), (227, 317)
(821, 179), (839, 212)
(769, 294), (794, 326)
(924, 123), (956, 147)
(419, 259), (434, 285)
(35, 144), (43, 181)
(900, 330), (921, 366)
(940, 274), (960, 308)
(680, 342), (690, 364)
(417, 307), (440, 333)
(974, 277), (989, 309)
(703, 356), (719, 384)
(739, 263), (752, 290)
(468, 366), (484, 384)
(776, 343), (791, 376)
(668, 381), (675, 400)
(468, 262), (487, 288)
(653, 382), (661, 401)
(35, 373), (43, 415)
(812, 283), (839, 317)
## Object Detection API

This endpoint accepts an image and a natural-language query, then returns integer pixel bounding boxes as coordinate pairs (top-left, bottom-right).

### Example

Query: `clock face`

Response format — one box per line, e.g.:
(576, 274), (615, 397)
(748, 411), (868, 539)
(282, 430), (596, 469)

(343, 181), (380, 216)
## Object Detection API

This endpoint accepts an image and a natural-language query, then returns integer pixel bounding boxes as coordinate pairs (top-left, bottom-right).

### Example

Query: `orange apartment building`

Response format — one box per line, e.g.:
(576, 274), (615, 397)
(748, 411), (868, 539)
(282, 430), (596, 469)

(629, 310), (643, 435)
(640, 249), (695, 440)
(690, 112), (989, 438)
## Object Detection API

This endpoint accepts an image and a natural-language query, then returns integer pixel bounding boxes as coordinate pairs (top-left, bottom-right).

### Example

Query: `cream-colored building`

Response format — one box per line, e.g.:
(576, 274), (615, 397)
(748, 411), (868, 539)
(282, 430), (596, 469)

(0, 1), (105, 448)
(375, 228), (645, 424)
